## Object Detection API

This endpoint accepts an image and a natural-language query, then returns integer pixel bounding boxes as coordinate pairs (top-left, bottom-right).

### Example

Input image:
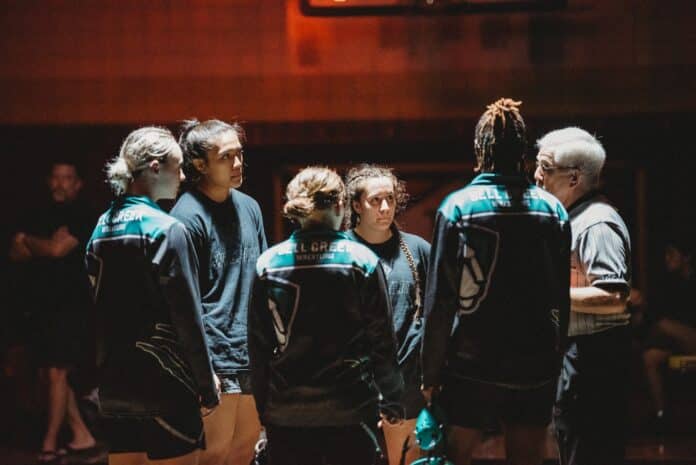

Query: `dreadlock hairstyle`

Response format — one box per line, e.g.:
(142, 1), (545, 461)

(178, 118), (246, 185)
(474, 98), (527, 173)
(343, 164), (409, 229)
(283, 166), (345, 223)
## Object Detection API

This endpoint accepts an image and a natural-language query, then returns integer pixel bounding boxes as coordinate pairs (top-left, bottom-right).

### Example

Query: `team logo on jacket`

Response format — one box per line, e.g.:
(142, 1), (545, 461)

(265, 276), (300, 353)
(457, 224), (499, 314)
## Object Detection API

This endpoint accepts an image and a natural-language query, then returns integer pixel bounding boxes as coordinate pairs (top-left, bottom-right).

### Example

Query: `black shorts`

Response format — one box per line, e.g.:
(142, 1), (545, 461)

(32, 307), (89, 367)
(439, 377), (555, 429)
(219, 372), (254, 394)
(103, 407), (204, 460)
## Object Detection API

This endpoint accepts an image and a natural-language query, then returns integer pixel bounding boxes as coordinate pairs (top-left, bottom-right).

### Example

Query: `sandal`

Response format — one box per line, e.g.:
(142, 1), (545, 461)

(37, 450), (60, 464)
(61, 442), (100, 456)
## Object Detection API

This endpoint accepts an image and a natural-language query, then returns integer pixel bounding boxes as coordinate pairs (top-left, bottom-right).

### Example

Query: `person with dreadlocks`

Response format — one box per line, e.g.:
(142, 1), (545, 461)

(421, 98), (571, 465)
(248, 166), (403, 465)
(344, 164), (430, 465)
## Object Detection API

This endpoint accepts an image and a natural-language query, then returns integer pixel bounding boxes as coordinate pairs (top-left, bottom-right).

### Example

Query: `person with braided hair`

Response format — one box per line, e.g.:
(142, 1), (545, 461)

(248, 166), (404, 465)
(421, 99), (571, 465)
(170, 119), (267, 465)
(344, 164), (430, 465)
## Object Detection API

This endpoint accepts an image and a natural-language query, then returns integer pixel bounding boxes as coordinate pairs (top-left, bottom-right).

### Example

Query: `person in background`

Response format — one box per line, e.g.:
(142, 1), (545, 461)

(643, 238), (696, 432)
(8, 161), (97, 463)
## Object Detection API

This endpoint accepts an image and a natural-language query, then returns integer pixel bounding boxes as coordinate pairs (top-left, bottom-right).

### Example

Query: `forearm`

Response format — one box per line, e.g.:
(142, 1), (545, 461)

(570, 286), (627, 314)
(24, 233), (78, 258)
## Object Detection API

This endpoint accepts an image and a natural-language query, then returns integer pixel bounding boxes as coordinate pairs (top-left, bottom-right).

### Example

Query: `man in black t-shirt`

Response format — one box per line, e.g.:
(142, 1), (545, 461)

(643, 239), (696, 430)
(8, 161), (96, 463)
(171, 119), (267, 465)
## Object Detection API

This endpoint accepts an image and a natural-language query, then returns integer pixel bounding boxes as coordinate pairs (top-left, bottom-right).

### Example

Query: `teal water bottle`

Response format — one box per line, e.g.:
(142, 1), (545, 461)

(410, 405), (454, 465)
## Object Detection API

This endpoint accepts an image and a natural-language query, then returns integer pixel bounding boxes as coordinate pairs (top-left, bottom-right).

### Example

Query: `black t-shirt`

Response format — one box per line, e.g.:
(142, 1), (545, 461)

(345, 228), (430, 366)
(13, 198), (95, 314)
(171, 188), (267, 376)
(653, 272), (696, 327)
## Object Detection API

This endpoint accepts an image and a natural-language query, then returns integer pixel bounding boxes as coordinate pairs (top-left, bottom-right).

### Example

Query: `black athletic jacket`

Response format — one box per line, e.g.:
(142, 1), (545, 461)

(422, 173), (571, 388)
(85, 195), (218, 416)
(248, 227), (404, 427)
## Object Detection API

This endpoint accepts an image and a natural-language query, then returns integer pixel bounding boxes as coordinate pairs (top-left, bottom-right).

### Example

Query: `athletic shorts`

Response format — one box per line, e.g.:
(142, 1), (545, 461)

(103, 406), (204, 460)
(439, 377), (555, 429)
(219, 373), (253, 394)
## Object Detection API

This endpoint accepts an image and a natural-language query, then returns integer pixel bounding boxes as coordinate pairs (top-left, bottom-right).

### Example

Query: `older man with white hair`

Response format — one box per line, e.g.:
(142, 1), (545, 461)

(535, 127), (632, 465)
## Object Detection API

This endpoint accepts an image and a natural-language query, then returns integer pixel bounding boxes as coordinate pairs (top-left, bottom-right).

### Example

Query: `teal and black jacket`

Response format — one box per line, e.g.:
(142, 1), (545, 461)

(422, 173), (571, 389)
(85, 195), (218, 416)
(248, 227), (404, 427)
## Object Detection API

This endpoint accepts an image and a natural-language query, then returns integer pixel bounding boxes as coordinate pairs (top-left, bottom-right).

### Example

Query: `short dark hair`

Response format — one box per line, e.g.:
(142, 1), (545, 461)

(474, 98), (526, 173)
(49, 159), (83, 178)
(178, 119), (246, 185)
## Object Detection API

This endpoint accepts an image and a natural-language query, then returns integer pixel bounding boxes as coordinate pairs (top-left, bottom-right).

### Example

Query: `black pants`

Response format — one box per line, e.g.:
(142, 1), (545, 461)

(554, 326), (631, 465)
(266, 423), (378, 465)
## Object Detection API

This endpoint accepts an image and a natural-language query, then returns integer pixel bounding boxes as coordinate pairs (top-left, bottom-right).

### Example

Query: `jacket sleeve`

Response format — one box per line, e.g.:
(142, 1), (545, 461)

(554, 220), (572, 352)
(362, 263), (404, 407)
(254, 203), (269, 253)
(421, 211), (461, 388)
(247, 273), (274, 420)
(159, 223), (219, 409)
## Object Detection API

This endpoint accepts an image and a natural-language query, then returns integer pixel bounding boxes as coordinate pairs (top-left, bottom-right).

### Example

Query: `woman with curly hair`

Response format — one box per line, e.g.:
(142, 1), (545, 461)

(344, 164), (430, 465)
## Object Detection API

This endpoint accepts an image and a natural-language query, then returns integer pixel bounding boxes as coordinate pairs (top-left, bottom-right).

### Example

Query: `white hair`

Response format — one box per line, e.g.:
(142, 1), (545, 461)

(536, 127), (606, 188)
(106, 126), (179, 195)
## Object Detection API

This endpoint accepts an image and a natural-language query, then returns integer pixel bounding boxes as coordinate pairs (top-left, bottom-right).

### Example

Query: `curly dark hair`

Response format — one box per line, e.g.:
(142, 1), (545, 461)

(474, 98), (526, 173)
(343, 164), (409, 229)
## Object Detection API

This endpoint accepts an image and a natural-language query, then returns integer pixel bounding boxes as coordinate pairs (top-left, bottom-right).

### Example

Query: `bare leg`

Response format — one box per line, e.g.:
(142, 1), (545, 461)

(225, 394), (261, 465)
(41, 367), (69, 454)
(447, 426), (482, 465)
(65, 384), (97, 449)
(198, 394), (239, 465)
(382, 419), (421, 465)
(152, 449), (200, 465)
(643, 348), (671, 414)
(655, 319), (696, 353)
(109, 452), (148, 465)
(502, 423), (546, 465)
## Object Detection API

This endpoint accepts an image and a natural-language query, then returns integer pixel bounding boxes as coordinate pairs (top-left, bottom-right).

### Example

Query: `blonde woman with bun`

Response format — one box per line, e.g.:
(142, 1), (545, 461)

(248, 166), (404, 465)
(86, 127), (219, 465)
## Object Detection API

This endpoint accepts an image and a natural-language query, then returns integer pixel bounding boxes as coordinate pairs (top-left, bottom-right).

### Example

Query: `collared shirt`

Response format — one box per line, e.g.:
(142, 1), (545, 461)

(567, 191), (631, 336)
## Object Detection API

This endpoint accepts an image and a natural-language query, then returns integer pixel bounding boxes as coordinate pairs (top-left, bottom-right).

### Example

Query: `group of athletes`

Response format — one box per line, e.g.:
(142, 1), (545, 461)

(85, 98), (631, 465)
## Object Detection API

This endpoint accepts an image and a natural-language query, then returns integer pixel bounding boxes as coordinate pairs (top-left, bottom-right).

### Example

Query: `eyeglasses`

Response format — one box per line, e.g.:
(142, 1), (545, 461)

(535, 161), (578, 174)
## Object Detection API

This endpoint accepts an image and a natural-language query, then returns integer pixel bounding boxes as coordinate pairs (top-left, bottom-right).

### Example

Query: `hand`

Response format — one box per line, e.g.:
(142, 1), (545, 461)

(9, 232), (31, 261)
(213, 373), (221, 397)
(201, 404), (217, 418)
(629, 288), (644, 308)
(52, 226), (72, 240)
(378, 412), (404, 428)
(421, 385), (439, 406)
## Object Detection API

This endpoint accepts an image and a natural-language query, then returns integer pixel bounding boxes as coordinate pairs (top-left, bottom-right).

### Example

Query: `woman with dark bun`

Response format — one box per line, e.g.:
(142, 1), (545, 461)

(248, 166), (403, 465)
(344, 164), (430, 465)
